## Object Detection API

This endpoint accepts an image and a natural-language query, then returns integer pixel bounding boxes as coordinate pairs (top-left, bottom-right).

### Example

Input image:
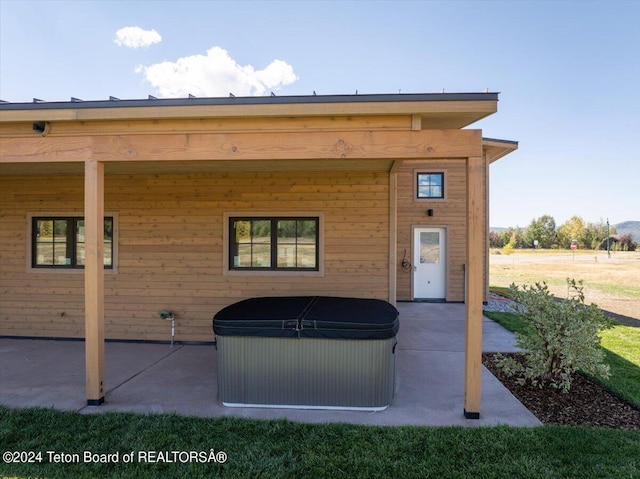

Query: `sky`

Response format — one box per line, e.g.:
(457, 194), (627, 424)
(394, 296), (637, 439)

(1, 0), (639, 228)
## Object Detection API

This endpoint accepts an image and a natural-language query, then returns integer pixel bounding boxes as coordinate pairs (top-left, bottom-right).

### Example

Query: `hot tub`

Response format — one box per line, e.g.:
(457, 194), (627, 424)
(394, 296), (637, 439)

(213, 296), (399, 410)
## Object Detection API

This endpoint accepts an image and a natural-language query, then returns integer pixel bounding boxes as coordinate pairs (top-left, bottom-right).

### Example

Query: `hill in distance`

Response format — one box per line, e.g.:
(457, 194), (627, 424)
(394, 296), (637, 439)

(615, 221), (640, 243)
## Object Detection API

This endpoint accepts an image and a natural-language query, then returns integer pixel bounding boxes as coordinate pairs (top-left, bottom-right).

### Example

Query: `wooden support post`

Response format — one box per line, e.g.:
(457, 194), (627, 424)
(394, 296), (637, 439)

(464, 155), (484, 419)
(84, 159), (105, 405)
(484, 155), (490, 303)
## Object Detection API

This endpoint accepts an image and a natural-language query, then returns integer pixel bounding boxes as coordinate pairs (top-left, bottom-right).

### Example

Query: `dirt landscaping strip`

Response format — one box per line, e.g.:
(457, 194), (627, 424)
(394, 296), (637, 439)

(483, 353), (640, 429)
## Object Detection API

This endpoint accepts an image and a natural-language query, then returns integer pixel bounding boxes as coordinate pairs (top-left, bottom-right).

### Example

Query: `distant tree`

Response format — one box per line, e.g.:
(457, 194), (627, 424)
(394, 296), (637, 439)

(489, 231), (504, 248)
(557, 216), (585, 249)
(522, 215), (557, 248)
(616, 234), (637, 251)
(581, 220), (616, 250)
(500, 227), (523, 249)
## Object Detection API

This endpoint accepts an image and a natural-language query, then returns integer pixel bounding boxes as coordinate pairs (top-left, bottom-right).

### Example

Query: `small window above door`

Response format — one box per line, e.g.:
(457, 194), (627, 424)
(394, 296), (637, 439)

(416, 172), (444, 199)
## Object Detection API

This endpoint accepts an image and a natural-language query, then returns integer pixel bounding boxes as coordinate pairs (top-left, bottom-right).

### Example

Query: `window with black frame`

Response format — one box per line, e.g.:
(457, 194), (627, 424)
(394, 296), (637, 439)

(229, 217), (318, 271)
(416, 172), (444, 199)
(32, 217), (113, 269)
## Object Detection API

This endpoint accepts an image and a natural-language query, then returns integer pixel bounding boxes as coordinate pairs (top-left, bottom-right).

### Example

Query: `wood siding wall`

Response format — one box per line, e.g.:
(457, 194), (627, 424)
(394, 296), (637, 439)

(396, 159), (480, 302)
(0, 171), (390, 342)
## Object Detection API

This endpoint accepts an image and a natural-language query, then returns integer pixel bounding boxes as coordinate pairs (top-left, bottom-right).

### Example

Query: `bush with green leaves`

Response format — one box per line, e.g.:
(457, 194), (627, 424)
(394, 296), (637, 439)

(496, 279), (612, 392)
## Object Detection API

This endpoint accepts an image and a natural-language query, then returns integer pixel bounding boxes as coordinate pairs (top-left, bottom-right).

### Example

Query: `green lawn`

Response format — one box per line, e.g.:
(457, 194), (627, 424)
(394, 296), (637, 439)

(598, 325), (640, 408)
(1, 407), (638, 479)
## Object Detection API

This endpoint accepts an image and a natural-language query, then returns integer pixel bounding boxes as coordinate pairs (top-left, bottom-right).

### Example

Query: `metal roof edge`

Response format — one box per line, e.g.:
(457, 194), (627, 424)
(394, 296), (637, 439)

(482, 137), (518, 146)
(0, 92), (500, 111)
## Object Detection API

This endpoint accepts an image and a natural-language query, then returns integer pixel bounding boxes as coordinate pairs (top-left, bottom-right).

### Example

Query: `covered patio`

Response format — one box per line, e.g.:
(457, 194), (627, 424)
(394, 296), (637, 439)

(1, 92), (518, 418)
(0, 303), (540, 427)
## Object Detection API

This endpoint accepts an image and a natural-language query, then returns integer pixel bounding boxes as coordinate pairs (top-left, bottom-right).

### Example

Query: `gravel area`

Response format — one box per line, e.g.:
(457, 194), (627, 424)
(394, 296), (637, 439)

(483, 293), (518, 313)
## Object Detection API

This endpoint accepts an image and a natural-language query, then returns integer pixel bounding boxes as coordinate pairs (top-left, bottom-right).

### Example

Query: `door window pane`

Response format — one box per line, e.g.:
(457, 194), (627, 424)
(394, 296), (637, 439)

(420, 232), (440, 263)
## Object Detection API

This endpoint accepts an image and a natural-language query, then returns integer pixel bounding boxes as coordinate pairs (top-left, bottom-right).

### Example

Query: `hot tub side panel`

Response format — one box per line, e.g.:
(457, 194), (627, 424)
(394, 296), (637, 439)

(216, 336), (396, 409)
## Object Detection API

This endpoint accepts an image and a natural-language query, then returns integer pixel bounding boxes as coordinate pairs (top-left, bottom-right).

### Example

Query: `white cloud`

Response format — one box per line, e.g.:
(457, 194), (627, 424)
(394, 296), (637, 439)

(136, 46), (298, 97)
(115, 26), (162, 48)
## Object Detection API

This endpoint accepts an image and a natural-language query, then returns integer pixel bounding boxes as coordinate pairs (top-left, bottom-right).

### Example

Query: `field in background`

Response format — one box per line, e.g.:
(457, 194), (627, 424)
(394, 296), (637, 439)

(489, 250), (640, 321)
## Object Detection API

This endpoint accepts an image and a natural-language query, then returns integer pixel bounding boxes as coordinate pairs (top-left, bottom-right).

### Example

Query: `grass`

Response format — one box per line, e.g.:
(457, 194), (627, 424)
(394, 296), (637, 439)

(489, 251), (640, 317)
(1, 407), (639, 479)
(599, 326), (640, 408)
(484, 310), (640, 409)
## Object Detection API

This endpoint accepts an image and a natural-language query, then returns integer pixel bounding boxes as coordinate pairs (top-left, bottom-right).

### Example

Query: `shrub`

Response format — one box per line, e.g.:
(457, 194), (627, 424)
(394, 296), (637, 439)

(495, 279), (612, 392)
(500, 231), (519, 255)
(500, 242), (513, 255)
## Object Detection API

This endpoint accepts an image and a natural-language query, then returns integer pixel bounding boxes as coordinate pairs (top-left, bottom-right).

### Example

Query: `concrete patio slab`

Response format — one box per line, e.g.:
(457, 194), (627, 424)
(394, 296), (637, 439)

(0, 303), (540, 427)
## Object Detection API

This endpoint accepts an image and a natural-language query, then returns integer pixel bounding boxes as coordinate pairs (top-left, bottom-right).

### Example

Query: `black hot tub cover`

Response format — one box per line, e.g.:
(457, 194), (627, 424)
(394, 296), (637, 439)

(213, 296), (399, 340)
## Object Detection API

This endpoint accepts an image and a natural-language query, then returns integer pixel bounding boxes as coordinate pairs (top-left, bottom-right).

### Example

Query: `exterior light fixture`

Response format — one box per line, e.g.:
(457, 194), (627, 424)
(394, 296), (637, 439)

(32, 121), (51, 136)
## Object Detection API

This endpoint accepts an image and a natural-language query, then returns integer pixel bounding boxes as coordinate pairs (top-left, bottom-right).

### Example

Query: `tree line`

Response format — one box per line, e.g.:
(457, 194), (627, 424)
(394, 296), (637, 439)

(490, 215), (638, 251)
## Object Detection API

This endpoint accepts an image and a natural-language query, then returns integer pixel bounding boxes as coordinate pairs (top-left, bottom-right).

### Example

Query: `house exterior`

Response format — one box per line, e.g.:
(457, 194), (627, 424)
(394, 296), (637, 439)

(0, 92), (517, 417)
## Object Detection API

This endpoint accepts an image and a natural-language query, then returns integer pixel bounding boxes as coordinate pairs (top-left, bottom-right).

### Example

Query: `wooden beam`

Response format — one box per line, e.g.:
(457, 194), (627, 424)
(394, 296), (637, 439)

(464, 155), (485, 419)
(92, 130), (482, 162)
(0, 116), (412, 138)
(0, 130), (482, 164)
(0, 136), (92, 163)
(84, 159), (105, 405)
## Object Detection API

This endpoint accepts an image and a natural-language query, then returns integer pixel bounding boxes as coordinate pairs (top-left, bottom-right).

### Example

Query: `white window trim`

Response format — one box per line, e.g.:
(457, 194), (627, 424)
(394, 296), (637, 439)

(223, 211), (324, 277)
(26, 212), (119, 274)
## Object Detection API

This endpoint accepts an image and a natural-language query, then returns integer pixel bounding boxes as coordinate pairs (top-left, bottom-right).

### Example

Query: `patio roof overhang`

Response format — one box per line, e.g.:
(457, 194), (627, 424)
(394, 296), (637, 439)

(0, 92), (499, 130)
(483, 137), (519, 163)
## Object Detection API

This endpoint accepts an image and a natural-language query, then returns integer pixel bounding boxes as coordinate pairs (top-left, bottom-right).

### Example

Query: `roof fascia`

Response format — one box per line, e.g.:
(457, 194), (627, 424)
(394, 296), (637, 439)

(0, 93), (499, 123)
(482, 137), (518, 163)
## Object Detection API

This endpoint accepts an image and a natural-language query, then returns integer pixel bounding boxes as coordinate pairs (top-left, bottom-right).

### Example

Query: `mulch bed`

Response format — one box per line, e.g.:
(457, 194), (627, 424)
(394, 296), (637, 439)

(483, 352), (640, 429)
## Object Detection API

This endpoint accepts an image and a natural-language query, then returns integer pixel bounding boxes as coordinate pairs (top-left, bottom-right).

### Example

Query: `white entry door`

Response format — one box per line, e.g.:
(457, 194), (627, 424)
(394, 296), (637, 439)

(413, 227), (446, 300)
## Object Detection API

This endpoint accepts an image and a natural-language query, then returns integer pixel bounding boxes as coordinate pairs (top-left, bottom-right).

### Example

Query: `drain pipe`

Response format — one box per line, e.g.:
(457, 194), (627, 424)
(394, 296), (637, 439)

(159, 309), (175, 347)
